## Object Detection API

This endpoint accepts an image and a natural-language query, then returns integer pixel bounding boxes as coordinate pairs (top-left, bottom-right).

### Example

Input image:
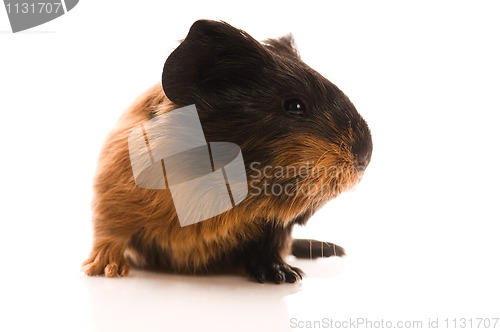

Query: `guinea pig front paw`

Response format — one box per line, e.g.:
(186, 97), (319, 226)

(246, 259), (303, 284)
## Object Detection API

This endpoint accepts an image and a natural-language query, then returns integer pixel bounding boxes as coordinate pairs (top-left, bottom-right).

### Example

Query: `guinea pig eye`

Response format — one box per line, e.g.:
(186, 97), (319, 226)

(283, 98), (306, 115)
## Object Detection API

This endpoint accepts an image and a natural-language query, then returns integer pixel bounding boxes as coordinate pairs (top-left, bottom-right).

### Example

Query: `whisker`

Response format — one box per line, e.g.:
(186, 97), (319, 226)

(314, 149), (331, 166)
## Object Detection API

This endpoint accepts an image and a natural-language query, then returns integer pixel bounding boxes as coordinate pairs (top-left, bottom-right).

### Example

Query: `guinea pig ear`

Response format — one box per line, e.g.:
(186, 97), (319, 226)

(162, 20), (274, 107)
(263, 34), (301, 59)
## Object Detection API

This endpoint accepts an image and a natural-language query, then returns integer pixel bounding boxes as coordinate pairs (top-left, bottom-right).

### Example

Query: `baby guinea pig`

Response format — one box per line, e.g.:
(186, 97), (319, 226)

(83, 20), (372, 283)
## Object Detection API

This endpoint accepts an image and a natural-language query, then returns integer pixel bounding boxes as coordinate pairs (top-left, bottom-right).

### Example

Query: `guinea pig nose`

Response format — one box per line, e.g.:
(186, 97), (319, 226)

(355, 153), (370, 172)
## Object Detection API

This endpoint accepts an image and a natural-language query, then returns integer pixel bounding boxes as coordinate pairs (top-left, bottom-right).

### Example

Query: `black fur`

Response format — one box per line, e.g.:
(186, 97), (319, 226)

(162, 20), (372, 175)
(239, 222), (302, 283)
(159, 20), (372, 283)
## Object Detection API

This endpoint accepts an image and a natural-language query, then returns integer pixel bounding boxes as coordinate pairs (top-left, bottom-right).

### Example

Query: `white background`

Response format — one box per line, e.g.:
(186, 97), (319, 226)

(1, 1), (499, 331)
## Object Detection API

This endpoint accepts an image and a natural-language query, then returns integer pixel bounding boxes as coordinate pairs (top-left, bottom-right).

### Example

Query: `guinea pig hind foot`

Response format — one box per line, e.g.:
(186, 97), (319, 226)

(292, 239), (346, 259)
(82, 242), (130, 277)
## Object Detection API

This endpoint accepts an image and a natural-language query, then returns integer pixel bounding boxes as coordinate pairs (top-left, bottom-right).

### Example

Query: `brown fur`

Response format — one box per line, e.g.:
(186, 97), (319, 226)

(83, 20), (372, 281)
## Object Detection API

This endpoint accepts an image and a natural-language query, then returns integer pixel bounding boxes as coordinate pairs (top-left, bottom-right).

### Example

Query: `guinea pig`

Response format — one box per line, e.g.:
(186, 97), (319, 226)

(83, 20), (372, 283)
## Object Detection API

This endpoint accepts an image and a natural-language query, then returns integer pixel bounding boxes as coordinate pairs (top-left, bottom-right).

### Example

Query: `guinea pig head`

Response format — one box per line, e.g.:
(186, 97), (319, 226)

(162, 20), (372, 220)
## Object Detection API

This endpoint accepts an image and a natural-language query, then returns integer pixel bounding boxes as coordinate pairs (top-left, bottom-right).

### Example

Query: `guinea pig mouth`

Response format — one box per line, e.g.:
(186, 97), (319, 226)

(330, 166), (363, 194)
(356, 157), (369, 172)
(295, 160), (362, 199)
(262, 138), (368, 199)
(246, 158), (362, 201)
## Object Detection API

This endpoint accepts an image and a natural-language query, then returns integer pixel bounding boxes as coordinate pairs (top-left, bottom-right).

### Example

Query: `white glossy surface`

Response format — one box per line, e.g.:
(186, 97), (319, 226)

(1, 1), (499, 331)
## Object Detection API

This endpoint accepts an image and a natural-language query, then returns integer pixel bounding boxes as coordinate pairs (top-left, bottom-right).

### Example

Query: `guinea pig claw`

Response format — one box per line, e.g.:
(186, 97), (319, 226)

(286, 265), (304, 283)
(247, 260), (303, 284)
